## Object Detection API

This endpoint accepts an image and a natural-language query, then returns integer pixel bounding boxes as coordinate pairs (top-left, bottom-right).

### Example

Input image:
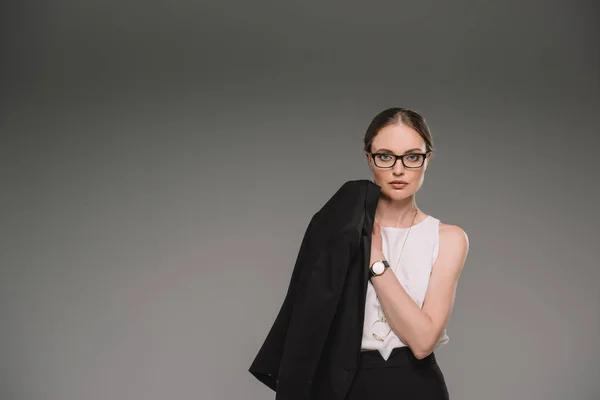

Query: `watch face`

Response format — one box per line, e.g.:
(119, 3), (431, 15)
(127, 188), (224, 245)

(372, 261), (385, 274)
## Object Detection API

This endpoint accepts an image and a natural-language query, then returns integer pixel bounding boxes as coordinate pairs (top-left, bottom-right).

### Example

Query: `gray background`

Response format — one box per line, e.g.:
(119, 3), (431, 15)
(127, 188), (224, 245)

(2, 1), (599, 399)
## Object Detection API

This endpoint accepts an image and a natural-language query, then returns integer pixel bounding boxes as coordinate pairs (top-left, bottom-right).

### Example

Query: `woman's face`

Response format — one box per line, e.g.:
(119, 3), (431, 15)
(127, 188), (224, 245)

(365, 123), (430, 201)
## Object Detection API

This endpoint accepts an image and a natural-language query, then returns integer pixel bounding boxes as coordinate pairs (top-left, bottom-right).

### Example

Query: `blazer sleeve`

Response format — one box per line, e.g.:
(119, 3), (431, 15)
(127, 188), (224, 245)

(275, 230), (357, 400)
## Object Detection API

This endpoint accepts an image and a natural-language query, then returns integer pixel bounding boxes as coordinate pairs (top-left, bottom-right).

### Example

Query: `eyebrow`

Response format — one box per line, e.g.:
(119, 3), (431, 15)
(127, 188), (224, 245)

(373, 147), (423, 154)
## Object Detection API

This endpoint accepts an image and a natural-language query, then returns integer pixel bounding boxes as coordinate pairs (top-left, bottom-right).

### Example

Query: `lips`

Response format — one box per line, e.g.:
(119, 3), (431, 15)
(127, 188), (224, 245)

(390, 181), (408, 189)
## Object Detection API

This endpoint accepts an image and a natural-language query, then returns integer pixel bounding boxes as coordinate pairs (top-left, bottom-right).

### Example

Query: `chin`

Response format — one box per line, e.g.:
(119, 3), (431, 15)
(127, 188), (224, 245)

(383, 188), (411, 200)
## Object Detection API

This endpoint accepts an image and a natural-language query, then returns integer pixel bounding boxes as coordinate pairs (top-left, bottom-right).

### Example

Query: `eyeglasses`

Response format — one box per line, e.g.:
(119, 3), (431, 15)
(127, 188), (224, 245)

(370, 152), (428, 169)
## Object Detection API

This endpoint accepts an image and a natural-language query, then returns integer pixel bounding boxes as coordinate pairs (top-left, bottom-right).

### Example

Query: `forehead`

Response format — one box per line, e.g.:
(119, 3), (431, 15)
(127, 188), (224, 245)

(371, 123), (426, 152)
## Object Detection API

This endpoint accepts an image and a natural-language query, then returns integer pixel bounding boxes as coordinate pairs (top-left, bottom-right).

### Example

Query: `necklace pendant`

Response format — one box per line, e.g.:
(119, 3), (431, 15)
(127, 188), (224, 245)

(373, 333), (385, 342)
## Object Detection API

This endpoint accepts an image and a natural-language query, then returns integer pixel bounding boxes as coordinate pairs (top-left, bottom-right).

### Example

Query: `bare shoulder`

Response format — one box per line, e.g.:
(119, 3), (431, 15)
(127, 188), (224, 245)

(438, 222), (470, 269)
(439, 222), (469, 244)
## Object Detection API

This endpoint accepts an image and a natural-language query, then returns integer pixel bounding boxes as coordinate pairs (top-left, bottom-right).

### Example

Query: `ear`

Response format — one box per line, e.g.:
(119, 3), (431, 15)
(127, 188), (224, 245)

(424, 151), (433, 169)
(365, 152), (376, 175)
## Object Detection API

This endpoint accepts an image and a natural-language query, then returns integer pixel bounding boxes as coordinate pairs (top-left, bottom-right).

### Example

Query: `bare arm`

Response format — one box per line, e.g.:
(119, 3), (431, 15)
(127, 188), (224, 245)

(370, 223), (469, 359)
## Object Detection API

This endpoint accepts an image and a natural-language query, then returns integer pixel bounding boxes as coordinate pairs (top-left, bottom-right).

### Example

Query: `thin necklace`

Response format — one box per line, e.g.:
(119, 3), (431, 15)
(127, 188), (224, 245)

(371, 207), (418, 342)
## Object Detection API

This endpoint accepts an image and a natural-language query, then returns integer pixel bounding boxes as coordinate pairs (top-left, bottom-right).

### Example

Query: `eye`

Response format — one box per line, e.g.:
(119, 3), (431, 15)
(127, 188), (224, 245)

(405, 154), (420, 161)
(377, 154), (393, 161)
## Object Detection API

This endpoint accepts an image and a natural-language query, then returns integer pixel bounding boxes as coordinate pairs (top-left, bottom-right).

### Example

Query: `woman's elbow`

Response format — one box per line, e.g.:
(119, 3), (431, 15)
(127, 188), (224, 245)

(410, 336), (436, 360)
(412, 348), (433, 360)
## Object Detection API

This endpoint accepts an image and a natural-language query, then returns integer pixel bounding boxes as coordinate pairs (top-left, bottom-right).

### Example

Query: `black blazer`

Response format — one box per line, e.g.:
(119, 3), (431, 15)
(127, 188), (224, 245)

(248, 179), (382, 400)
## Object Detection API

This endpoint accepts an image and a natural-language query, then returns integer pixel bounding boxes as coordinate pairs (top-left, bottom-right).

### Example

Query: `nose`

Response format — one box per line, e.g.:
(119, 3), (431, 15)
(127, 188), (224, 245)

(392, 158), (405, 175)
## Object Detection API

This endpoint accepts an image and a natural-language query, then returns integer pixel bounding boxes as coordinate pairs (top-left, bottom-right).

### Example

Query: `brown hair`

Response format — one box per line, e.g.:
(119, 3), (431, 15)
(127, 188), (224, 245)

(363, 107), (434, 154)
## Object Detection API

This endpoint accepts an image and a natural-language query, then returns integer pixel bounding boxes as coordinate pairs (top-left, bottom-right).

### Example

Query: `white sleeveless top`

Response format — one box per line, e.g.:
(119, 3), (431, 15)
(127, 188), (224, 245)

(360, 214), (450, 360)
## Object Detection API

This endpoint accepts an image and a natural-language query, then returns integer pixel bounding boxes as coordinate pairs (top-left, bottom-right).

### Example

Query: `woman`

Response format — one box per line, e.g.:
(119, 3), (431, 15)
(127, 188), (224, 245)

(248, 107), (469, 400)
(345, 107), (469, 399)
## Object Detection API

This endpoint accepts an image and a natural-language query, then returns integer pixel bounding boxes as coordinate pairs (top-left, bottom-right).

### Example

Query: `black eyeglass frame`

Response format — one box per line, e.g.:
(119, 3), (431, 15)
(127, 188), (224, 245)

(369, 152), (429, 169)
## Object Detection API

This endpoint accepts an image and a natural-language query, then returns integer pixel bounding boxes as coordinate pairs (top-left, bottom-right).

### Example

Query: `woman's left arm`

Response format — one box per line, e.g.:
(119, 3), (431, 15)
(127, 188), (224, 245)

(371, 224), (469, 359)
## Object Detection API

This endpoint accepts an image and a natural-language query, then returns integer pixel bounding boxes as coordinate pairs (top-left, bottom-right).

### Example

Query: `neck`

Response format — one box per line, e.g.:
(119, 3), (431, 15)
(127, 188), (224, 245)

(374, 194), (420, 228)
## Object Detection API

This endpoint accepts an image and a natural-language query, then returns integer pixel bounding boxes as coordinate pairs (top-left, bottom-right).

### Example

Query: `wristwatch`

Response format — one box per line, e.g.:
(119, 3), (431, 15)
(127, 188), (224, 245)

(369, 260), (390, 278)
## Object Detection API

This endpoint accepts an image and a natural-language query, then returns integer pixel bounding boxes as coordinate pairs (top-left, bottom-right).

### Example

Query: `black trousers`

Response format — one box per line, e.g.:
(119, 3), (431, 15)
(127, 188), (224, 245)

(344, 347), (449, 399)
